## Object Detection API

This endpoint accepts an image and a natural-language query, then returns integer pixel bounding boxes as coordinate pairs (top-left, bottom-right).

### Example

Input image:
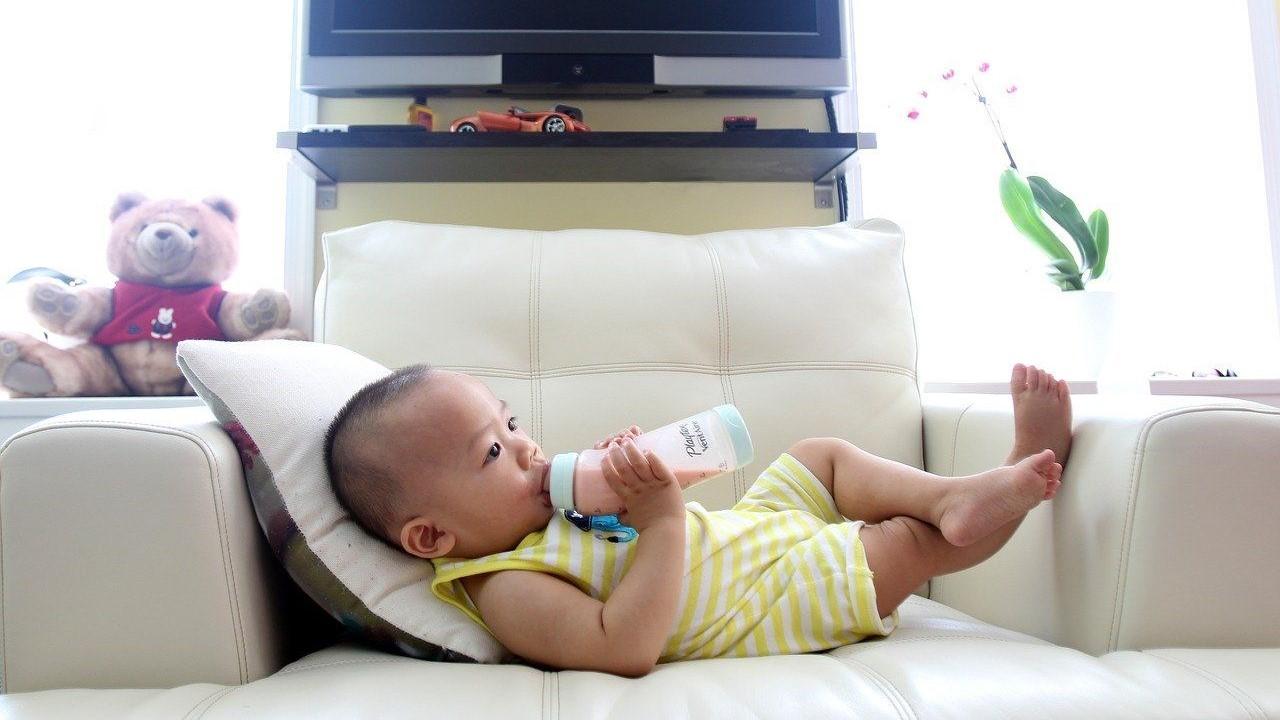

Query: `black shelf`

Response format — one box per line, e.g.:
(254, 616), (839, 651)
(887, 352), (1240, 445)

(277, 130), (873, 185)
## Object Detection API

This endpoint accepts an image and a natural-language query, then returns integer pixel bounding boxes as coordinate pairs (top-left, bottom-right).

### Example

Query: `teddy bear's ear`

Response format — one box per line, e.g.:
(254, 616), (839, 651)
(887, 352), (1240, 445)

(202, 196), (238, 223)
(110, 192), (147, 222)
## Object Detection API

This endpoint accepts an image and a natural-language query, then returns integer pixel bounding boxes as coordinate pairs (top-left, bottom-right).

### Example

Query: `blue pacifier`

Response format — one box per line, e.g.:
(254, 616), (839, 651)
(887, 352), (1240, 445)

(587, 514), (638, 544)
(563, 510), (637, 543)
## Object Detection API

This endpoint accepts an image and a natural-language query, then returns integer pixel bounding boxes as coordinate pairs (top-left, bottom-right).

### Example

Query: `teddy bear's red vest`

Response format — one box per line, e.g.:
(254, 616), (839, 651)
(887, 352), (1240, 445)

(91, 280), (228, 346)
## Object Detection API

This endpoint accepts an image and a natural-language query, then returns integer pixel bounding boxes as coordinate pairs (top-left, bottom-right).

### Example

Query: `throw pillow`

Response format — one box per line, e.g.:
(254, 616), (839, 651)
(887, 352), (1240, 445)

(176, 337), (507, 663)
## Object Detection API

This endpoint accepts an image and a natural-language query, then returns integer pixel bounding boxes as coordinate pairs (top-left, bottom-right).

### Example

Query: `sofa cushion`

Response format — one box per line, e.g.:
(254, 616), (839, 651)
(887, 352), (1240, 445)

(176, 338), (506, 663)
(315, 219), (923, 512)
(9, 597), (1278, 719)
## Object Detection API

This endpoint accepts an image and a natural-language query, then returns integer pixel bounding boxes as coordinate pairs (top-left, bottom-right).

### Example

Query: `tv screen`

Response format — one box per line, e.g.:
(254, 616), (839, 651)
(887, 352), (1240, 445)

(310, 0), (841, 58)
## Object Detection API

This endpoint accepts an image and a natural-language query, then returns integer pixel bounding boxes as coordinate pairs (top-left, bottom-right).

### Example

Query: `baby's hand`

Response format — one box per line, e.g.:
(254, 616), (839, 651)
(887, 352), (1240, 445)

(593, 425), (642, 450)
(602, 438), (684, 532)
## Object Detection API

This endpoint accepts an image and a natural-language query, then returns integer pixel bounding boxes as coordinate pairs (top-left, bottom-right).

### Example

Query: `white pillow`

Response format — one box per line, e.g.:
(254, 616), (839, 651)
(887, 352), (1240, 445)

(176, 338), (506, 663)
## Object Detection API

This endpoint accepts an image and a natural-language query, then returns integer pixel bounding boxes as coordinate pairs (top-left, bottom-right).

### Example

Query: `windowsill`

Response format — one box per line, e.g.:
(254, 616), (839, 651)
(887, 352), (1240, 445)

(922, 381), (1098, 395)
(925, 378), (1280, 409)
(1148, 377), (1280, 408)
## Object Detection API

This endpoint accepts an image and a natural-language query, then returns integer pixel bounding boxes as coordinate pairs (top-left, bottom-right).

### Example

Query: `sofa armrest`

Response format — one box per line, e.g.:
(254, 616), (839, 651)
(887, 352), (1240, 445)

(0, 406), (290, 692)
(922, 392), (1280, 656)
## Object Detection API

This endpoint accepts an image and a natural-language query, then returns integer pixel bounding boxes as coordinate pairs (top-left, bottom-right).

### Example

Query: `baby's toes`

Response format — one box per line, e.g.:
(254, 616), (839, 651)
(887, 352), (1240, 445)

(1044, 478), (1062, 500)
(1044, 372), (1059, 394)
(1011, 363), (1029, 395)
(1032, 448), (1057, 471)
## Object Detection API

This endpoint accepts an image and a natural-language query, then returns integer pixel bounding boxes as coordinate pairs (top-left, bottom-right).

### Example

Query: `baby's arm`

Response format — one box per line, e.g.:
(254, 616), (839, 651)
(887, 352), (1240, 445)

(468, 438), (686, 677)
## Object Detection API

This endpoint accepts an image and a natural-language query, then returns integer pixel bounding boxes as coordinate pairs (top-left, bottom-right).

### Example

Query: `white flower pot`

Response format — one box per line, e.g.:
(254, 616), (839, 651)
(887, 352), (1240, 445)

(1049, 289), (1118, 381)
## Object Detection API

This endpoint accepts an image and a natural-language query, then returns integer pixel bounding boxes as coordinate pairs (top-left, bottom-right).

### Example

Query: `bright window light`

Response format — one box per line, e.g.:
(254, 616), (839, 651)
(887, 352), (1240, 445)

(853, 0), (1279, 383)
(0, 2), (292, 338)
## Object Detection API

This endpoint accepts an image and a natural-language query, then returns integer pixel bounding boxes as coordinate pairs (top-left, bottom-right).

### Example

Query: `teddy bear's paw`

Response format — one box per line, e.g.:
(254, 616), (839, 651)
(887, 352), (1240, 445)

(0, 338), (55, 396)
(29, 282), (80, 329)
(240, 289), (284, 333)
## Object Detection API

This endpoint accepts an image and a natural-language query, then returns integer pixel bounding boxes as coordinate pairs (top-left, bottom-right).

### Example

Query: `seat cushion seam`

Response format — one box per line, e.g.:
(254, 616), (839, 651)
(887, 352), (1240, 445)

(947, 401), (977, 478)
(541, 668), (547, 719)
(422, 361), (919, 379)
(702, 237), (740, 498)
(1110, 415), (1149, 651)
(273, 657), (407, 676)
(208, 445), (249, 683)
(861, 634), (1036, 645)
(553, 670), (561, 719)
(189, 686), (240, 720)
(534, 231), (544, 452)
(832, 655), (917, 720)
(1, 479), (7, 694)
(934, 398), (977, 601)
(529, 231), (537, 447)
(1144, 652), (1265, 720)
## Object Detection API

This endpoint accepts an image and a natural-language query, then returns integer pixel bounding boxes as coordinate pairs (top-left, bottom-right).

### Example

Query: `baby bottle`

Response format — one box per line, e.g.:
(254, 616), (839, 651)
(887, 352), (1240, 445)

(545, 405), (755, 516)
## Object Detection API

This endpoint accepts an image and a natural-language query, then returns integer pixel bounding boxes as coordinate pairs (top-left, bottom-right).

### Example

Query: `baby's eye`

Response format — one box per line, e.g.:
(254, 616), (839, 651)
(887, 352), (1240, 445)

(485, 417), (519, 464)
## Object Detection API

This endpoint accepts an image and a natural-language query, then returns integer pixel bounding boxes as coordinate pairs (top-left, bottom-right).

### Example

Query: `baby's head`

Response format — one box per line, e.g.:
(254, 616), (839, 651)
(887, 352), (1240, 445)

(324, 365), (554, 561)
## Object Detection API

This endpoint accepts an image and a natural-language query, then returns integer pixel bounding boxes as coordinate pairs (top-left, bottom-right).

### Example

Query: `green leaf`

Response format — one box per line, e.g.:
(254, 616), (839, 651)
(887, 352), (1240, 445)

(1045, 262), (1085, 290)
(1029, 176), (1098, 274)
(1087, 209), (1109, 280)
(1047, 258), (1080, 274)
(999, 169), (1079, 274)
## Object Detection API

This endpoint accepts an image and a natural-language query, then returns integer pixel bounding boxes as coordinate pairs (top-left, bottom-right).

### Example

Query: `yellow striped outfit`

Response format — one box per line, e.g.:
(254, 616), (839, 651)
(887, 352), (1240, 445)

(431, 453), (897, 661)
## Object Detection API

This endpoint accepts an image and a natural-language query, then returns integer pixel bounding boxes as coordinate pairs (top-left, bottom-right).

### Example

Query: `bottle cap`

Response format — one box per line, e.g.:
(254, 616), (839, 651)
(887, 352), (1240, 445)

(713, 404), (754, 467)
(548, 452), (580, 510)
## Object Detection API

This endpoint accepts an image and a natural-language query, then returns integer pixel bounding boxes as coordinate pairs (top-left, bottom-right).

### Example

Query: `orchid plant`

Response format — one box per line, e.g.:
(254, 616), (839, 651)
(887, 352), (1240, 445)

(907, 63), (1109, 291)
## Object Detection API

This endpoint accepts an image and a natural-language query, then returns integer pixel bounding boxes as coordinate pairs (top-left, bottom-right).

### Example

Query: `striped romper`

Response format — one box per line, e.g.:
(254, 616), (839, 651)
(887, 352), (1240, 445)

(431, 452), (898, 661)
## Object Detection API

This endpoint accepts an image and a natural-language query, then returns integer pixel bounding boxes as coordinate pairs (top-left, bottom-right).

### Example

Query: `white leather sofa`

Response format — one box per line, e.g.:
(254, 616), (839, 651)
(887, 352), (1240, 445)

(1, 220), (1278, 719)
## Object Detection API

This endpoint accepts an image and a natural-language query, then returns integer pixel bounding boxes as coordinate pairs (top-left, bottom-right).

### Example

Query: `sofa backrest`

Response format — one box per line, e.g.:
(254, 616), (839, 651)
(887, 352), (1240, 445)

(314, 220), (922, 509)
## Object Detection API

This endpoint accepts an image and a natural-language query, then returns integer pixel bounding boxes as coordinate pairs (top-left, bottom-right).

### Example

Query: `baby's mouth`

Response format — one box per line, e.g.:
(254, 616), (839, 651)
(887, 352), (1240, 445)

(538, 463), (552, 508)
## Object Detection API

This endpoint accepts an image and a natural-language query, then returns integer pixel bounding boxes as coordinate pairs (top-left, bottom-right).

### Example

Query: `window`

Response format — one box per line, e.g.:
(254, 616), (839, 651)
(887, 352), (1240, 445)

(0, 2), (293, 341)
(851, 1), (1279, 384)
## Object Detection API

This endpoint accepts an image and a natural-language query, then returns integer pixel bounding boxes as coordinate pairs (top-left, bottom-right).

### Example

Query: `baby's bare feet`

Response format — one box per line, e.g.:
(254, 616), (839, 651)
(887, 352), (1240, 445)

(938, 450), (1062, 547)
(1008, 364), (1073, 466)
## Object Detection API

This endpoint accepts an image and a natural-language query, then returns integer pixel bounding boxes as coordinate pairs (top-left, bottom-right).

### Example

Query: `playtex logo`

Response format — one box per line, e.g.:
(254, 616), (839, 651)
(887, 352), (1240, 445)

(679, 420), (710, 458)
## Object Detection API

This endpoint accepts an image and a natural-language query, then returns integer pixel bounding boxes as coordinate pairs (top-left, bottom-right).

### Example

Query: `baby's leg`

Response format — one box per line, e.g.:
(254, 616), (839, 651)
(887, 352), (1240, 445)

(860, 514), (1020, 618)
(788, 438), (1061, 547)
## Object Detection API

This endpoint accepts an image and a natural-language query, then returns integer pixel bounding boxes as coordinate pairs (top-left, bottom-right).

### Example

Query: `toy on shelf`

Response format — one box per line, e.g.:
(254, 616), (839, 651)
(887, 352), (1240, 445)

(449, 104), (590, 133)
(723, 115), (758, 131)
(0, 194), (306, 398)
(408, 96), (435, 131)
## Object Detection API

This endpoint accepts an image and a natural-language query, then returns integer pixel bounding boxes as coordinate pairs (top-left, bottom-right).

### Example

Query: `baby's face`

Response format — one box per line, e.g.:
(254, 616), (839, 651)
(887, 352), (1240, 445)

(389, 371), (554, 559)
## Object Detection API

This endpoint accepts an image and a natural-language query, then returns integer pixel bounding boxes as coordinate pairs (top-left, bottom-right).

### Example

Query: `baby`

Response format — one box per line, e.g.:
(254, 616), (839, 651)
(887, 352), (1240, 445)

(324, 363), (1071, 677)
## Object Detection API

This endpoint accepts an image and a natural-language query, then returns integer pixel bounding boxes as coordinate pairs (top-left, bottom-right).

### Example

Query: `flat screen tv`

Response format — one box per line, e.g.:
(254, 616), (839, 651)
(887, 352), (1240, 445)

(300, 0), (851, 97)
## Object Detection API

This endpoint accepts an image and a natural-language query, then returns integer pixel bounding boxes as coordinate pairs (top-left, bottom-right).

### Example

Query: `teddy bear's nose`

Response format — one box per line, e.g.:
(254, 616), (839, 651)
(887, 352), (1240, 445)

(138, 222), (195, 273)
(152, 232), (176, 255)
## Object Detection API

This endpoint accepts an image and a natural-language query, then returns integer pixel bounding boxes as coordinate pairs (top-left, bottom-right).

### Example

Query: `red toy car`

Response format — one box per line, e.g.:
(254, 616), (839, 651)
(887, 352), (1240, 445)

(450, 104), (590, 133)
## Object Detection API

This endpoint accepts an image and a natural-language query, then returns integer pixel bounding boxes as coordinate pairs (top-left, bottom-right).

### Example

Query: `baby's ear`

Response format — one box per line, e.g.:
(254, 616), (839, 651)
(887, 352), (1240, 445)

(401, 518), (455, 559)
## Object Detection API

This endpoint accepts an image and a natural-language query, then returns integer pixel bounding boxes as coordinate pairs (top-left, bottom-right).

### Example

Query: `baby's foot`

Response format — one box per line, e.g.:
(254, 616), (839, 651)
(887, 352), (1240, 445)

(938, 449), (1062, 547)
(1007, 364), (1073, 466)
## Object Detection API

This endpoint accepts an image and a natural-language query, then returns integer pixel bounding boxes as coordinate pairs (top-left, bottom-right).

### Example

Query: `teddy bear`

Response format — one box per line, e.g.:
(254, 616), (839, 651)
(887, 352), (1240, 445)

(0, 193), (305, 397)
